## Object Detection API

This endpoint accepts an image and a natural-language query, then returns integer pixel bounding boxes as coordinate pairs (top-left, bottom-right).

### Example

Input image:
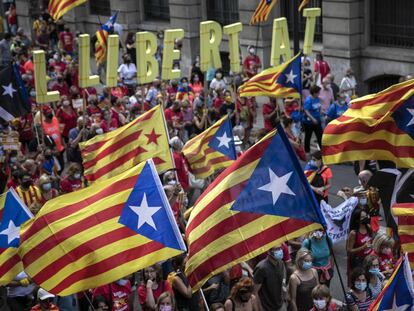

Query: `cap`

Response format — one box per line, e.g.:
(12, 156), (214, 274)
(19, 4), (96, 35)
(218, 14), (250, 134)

(37, 288), (55, 301)
(42, 105), (52, 114)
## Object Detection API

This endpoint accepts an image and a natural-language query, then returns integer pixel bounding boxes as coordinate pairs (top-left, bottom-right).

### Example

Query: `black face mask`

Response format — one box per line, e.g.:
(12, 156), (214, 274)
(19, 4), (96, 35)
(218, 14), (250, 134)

(361, 217), (370, 225)
(22, 180), (32, 188)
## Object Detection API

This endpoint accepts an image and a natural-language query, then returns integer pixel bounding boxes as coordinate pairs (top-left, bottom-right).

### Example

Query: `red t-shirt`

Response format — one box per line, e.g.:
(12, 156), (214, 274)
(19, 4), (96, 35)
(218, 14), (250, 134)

(52, 60), (67, 74)
(138, 280), (172, 310)
(164, 108), (183, 125)
(173, 151), (189, 192)
(56, 108), (77, 138)
(51, 82), (70, 98)
(243, 55), (261, 78)
(262, 103), (276, 131)
(314, 60), (331, 82)
(59, 31), (74, 52)
(101, 118), (119, 132)
(60, 176), (83, 193)
(93, 282), (132, 311)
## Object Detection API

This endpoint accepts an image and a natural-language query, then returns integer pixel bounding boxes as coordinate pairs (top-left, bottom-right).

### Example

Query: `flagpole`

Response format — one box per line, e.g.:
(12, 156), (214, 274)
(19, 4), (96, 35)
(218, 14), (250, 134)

(275, 124), (350, 310)
(254, 21), (261, 55)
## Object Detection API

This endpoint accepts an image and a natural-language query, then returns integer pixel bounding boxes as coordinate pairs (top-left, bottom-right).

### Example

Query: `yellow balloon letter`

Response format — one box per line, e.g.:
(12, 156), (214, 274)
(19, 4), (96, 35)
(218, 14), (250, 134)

(33, 50), (60, 104)
(106, 35), (119, 87)
(136, 32), (158, 85)
(303, 8), (321, 56)
(271, 18), (291, 66)
(223, 22), (243, 73)
(78, 34), (100, 88)
(161, 29), (184, 80)
(200, 21), (222, 72)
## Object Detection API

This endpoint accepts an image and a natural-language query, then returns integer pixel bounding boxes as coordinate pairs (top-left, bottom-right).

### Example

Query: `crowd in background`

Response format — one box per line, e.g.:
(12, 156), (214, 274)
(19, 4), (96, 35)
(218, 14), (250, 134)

(0, 7), (410, 311)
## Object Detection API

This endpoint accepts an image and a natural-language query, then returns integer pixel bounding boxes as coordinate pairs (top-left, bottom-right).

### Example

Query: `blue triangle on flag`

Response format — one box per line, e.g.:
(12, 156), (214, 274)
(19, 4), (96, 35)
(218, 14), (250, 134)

(118, 161), (186, 251)
(276, 55), (302, 93)
(391, 94), (414, 140)
(208, 118), (237, 160)
(231, 128), (322, 224)
(0, 190), (32, 248)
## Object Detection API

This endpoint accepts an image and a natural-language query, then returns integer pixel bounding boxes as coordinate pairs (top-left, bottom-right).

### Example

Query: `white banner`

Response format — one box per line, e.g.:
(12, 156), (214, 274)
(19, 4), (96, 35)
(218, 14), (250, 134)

(320, 197), (358, 244)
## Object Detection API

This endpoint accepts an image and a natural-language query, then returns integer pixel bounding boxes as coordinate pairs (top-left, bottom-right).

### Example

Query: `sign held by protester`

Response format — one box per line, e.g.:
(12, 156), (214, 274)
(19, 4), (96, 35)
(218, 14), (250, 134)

(320, 197), (358, 244)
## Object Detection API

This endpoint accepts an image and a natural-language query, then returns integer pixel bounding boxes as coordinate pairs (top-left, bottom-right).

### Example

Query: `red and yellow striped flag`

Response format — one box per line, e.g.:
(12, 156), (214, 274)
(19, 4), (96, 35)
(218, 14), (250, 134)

(80, 105), (174, 183)
(95, 12), (118, 65)
(393, 203), (414, 270)
(250, 0), (278, 25)
(182, 117), (236, 179)
(18, 161), (184, 296)
(322, 79), (414, 168)
(48, 0), (86, 21)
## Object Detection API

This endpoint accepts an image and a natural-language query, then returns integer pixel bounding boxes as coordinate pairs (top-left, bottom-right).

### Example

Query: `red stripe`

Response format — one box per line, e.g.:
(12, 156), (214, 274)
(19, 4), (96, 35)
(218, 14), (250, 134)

(393, 203), (414, 209)
(184, 134), (216, 158)
(21, 176), (137, 240)
(188, 218), (312, 287)
(188, 147), (216, 165)
(0, 253), (20, 276)
(56, 0), (83, 16)
(31, 226), (136, 284)
(323, 120), (405, 135)
(49, 0), (83, 19)
(82, 130), (143, 169)
(322, 140), (414, 158)
(84, 147), (148, 182)
(22, 202), (125, 266)
(248, 71), (279, 84)
(190, 156), (232, 175)
(251, 0), (266, 23)
(49, 240), (163, 294)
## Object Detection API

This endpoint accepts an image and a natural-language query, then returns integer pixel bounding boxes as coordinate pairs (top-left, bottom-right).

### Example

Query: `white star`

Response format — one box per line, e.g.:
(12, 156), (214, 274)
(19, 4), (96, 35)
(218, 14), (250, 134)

(285, 70), (297, 84)
(128, 193), (162, 230)
(258, 168), (296, 204)
(216, 132), (232, 149)
(383, 294), (410, 311)
(2, 83), (16, 98)
(0, 220), (20, 245)
(407, 108), (414, 127)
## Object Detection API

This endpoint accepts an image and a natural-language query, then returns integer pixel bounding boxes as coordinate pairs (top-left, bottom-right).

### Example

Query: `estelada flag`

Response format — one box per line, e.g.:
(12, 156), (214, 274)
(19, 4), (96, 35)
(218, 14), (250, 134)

(322, 79), (414, 167)
(239, 53), (302, 99)
(95, 12), (118, 65)
(18, 160), (186, 296)
(48, 0), (86, 21)
(185, 125), (325, 291)
(0, 189), (33, 285)
(182, 116), (237, 179)
(80, 105), (174, 183)
(250, 0), (278, 25)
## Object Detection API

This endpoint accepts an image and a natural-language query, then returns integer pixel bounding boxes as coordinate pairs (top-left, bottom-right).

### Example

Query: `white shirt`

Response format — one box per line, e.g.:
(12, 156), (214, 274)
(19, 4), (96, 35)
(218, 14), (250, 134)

(118, 63), (137, 84)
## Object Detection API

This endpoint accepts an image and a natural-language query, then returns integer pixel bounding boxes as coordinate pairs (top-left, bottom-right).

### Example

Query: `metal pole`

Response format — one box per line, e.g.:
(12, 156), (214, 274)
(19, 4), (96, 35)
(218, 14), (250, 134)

(293, 0), (300, 54)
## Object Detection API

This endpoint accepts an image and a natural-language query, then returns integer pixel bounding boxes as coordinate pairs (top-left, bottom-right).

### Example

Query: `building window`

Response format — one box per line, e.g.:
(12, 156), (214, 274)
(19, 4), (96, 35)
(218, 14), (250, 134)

(206, 0), (239, 26)
(89, 0), (111, 16)
(281, 0), (322, 43)
(143, 0), (170, 21)
(370, 0), (414, 49)
(367, 75), (401, 93)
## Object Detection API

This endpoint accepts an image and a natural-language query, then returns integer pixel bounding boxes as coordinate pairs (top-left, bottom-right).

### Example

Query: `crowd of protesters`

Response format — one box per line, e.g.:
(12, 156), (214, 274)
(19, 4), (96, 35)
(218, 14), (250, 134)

(0, 7), (410, 311)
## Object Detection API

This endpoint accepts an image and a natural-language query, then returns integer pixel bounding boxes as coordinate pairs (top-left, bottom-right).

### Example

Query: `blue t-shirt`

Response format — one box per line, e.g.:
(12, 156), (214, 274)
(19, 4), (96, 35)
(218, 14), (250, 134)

(327, 101), (349, 121)
(303, 96), (321, 125)
(302, 236), (331, 267)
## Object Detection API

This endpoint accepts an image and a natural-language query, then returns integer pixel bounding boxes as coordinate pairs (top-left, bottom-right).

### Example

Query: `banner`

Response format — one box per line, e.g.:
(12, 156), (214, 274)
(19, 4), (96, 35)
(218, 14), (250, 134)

(320, 197), (358, 244)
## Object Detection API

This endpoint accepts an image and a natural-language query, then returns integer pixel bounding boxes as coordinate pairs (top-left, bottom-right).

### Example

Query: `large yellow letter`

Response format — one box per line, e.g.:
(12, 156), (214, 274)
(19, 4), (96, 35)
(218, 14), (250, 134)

(106, 35), (119, 87)
(303, 8), (321, 56)
(136, 32), (158, 84)
(200, 21), (222, 72)
(33, 50), (60, 103)
(223, 22), (243, 73)
(271, 18), (291, 66)
(78, 34), (100, 88)
(161, 29), (184, 80)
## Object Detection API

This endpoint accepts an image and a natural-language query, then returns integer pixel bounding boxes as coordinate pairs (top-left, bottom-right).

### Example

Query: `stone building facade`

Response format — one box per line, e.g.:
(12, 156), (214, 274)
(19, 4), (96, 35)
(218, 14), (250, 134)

(15, 0), (414, 94)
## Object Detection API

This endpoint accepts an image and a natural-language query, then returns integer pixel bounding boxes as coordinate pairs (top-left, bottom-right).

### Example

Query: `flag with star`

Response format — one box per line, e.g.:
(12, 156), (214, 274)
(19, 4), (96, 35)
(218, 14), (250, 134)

(18, 160), (185, 296)
(80, 105), (174, 183)
(322, 79), (414, 168)
(0, 64), (31, 121)
(182, 116), (237, 179)
(0, 188), (33, 285)
(239, 53), (301, 99)
(368, 254), (414, 311)
(250, 0), (278, 25)
(185, 124), (324, 291)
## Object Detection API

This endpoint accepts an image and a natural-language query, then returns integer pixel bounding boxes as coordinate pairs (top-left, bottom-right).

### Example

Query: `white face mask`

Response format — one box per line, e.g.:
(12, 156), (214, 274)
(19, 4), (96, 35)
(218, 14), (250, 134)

(249, 48), (255, 54)
(167, 180), (177, 186)
(359, 198), (368, 206)
(116, 279), (128, 286)
(95, 128), (104, 135)
(74, 173), (81, 180)
(313, 299), (327, 310)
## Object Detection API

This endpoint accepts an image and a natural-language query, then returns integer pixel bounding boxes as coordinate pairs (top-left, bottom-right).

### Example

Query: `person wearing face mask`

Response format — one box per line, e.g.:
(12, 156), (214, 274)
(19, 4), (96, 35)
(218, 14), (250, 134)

(100, 108), (119, 133)
(169, 137), (189, 192)
(51, 74), (70, 97)
(210, 70), (227, 91)
(372, 233), (396, 278)
(156, 292), (175, 311)
(345, 268), (373, 311)
(190, 74), (203, 97)
(118, 54), (137, 94)
(40, 148), (59, 176)
(31, 288), (59, 311)
(253, 244), (289, 311)
(224, 277), (260, 311)
(16, 172), (42, 210)
(60, 163), (83, 193)
(347, 208), (373, 284)
(282, 116), (306, 161)
(243, 45), (262, 78)
(302, 230), (333, 287)
(93, 278), (133, 311)
(289, 250), (319, 311)
(305, 151), (332, 204)
(56, 96), (77, 142)
(310, 285), (337, 311)
(37, 174), (58, 206)
(301, 58), (313, 101)
(51, 53), (66, 74)
(165, 102), (184, 135)
(363, 255), (384, 299)
(326, 92), (349, 123)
